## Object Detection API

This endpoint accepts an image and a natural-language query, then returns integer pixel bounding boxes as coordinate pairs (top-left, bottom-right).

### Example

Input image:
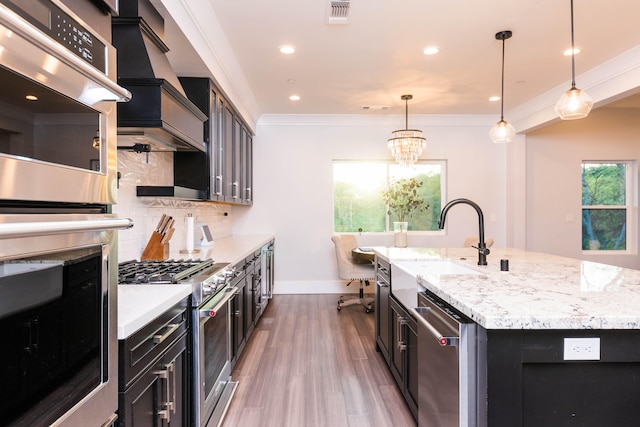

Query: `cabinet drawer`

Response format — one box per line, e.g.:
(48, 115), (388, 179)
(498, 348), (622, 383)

(118, 297), (189, 388)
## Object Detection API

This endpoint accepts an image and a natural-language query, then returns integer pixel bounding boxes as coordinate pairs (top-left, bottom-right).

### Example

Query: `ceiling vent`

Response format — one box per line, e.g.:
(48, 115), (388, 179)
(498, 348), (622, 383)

(327, 0), (350, 24)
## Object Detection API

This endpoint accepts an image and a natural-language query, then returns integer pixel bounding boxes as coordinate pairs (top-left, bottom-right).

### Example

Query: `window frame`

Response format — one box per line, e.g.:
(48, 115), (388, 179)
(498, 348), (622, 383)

(581, 160), (637, 255)
(332, 159), (447, 235)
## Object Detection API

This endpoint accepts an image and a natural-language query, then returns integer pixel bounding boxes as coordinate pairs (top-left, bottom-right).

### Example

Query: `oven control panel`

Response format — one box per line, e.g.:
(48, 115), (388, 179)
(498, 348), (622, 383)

(1, 0), (106, 72)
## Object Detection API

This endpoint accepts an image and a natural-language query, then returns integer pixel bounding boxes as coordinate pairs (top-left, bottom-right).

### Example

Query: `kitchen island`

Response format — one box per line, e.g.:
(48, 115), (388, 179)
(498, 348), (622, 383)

(374, 247), (640, 426)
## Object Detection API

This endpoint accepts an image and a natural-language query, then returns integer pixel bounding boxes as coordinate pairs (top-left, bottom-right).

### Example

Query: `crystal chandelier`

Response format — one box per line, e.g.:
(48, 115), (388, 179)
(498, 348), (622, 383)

(387, 94), (426, 167)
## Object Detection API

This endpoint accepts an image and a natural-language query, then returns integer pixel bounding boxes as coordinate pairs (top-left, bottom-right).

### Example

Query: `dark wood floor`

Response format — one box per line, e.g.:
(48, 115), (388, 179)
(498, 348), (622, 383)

(222, 294), (416, 427)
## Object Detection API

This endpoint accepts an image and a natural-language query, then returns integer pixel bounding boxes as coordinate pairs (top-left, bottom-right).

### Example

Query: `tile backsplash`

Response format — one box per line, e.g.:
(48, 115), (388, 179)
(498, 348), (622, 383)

(114, 150), (233, 262)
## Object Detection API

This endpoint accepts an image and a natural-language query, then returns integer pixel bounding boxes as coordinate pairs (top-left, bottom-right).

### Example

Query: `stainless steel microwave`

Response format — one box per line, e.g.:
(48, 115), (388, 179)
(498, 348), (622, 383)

(0, 0), (130, 206)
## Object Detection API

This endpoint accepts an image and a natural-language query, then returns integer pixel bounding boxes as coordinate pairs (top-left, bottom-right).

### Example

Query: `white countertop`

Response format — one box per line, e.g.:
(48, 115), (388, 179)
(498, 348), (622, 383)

(378, 247), (640, 330)
(118, 234), (274, 339)
(117, 285), (192, 339)
(169, 234), (274, 266)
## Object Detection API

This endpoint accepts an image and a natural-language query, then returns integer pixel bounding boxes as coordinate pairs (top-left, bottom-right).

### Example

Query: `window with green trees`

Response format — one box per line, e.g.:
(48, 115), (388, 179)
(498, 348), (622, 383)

(333, 161), (444, 232)
(582, 161), (634, 251)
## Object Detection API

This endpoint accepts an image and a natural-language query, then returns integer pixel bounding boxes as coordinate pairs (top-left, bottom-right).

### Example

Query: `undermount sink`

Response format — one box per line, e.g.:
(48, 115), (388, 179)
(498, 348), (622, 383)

(394, 260), (481, 277)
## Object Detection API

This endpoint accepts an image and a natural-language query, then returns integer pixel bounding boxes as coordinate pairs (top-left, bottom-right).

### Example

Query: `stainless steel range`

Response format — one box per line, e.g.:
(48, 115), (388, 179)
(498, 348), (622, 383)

(119, 259), (238, 427)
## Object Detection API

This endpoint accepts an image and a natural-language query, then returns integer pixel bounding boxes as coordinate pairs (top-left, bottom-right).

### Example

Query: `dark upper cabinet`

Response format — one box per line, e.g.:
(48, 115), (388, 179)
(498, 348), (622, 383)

(179, 77), (253, 205)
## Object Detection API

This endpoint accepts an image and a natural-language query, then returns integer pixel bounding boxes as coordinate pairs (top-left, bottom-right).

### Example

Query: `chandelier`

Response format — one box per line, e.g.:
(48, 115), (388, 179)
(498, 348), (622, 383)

(387, 94), (426, 167)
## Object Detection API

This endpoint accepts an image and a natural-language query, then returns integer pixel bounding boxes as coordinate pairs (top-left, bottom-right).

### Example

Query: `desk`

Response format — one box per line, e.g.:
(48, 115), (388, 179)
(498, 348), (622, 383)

(352, 247), (375, 264)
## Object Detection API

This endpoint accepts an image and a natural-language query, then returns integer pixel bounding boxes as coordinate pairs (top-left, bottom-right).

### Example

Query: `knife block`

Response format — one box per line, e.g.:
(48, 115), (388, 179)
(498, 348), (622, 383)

(141, 231), (170, 261)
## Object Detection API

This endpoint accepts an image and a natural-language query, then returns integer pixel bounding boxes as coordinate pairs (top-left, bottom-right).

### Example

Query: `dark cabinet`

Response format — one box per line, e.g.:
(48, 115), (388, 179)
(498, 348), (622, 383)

(174, 77), (253, 205)
(225, 111), (252, 205)
(230, 263), (246, 365)
(179, 77), (253, 205)
(243, 255), (254, 337)
(119, 335), (188, 427)
(389, 297), (418, 419)
(375, 257), (391, 363)
(243, 132), (253, 204)
(374, 257), (417, 421)
(243, 250), (262, 334)
(118, 298), (190, 427)
(482, 328), (640, 426)
(230, 250), (264, 367)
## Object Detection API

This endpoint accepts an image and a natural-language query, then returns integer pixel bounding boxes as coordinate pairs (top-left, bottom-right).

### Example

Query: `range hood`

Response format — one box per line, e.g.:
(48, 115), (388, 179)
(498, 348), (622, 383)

(112, 2), (206, 152)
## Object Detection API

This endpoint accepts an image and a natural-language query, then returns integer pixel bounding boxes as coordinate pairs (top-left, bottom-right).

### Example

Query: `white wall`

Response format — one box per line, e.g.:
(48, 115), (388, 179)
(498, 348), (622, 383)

(233, 115), (509, 293)
(525, 107), (640, 269)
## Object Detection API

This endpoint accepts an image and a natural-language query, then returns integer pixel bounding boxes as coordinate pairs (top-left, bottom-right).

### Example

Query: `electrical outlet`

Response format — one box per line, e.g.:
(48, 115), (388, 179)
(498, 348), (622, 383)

(563, 337), (600, 360)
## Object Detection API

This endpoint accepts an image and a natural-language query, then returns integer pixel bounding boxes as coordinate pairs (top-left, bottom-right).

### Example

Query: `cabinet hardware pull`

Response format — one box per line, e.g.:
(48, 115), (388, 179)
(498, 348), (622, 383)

(168, 362), (176, 414)
(397, 316), (407, 351)
(153, 323), (180, 344)
(215, 176), (222, 195)
(153, 369), (171, 423)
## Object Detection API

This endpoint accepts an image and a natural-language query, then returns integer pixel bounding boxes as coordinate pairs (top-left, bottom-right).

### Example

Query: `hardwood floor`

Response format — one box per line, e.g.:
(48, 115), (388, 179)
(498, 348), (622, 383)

(222, 294), (416, 427)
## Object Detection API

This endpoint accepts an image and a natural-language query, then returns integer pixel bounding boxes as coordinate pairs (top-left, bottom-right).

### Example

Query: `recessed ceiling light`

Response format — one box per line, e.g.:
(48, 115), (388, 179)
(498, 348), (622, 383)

(362, 105), (389, 110)
(289, 95), (301, 101)
(563, 47), (580, 56)
(279, 45), (296, 54)
(423, 46), (439, 55)
(25, 94), (38, 101)
(489, 96), (500, 102)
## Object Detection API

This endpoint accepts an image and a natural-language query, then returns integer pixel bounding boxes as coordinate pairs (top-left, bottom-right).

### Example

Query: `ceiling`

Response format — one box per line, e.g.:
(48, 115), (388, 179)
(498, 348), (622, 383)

(153, 0), (640, 117)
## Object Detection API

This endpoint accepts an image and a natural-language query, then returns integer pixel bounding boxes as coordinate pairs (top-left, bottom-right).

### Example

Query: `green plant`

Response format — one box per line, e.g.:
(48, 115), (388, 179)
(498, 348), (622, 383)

(382, 177), (429, 223)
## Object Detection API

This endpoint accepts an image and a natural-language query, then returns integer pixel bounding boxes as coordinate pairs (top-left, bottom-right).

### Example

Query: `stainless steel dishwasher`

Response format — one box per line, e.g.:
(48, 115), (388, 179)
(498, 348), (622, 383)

(411, 291), (477, 427)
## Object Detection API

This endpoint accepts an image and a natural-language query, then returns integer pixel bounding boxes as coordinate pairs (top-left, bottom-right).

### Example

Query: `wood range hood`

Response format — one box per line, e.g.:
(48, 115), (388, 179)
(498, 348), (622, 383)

(112, 0), (207, 154)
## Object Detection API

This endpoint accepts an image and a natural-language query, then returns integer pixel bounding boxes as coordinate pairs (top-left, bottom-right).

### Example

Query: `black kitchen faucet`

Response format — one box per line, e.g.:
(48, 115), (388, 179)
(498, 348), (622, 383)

(438, 198), (490, 266)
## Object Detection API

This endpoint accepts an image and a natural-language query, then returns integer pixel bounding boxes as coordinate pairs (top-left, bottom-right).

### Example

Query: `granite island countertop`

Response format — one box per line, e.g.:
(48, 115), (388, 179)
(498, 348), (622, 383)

(375, 247), (640, 330)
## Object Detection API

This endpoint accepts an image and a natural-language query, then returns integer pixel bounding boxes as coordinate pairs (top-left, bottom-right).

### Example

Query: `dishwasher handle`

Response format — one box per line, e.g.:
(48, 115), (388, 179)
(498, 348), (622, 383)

(410, 307), (459, 346)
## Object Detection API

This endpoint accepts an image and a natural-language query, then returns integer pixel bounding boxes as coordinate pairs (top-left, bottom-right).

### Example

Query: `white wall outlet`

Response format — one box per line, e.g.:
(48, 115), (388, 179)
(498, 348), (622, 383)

(565, 214), (575, 223)
(563, 337), (600, 360)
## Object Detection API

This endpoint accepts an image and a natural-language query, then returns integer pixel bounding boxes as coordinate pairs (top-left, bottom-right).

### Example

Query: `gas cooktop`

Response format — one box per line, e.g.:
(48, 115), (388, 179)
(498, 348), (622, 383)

(118, 259), (219, 284)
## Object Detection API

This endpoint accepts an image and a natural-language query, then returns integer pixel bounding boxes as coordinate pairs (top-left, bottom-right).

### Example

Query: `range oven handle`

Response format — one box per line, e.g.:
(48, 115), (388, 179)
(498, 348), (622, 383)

(0, 218), (134, 240)
(0, 4), (132, 102)
(199, 286), (238, 318)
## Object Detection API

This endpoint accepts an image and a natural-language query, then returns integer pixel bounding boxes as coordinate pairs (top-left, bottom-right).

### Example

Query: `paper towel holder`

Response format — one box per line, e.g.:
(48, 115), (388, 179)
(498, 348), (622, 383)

(179, 213), (201, 254)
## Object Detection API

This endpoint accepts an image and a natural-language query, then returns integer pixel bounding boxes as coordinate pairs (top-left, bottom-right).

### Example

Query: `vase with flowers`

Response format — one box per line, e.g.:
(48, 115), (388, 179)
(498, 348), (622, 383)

(382, 177), (429, 247)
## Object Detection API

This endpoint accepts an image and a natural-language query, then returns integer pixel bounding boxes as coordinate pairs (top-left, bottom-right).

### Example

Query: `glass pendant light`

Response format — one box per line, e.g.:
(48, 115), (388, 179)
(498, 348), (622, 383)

(555, 0), (593, 120)
(387, 94), (426, 167)
(489, 30), (515, 144)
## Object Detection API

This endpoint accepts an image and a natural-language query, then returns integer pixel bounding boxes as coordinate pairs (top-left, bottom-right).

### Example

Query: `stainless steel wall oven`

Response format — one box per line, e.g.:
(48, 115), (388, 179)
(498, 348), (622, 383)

(0, 214), (132, 426)
(0, 0), (130, 206)
(0, 0), (131, 425)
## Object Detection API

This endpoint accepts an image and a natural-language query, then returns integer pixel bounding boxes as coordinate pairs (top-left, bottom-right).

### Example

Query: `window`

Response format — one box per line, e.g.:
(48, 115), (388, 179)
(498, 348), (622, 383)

(333, 160), (445, 232)
(582, 161), (635, 251)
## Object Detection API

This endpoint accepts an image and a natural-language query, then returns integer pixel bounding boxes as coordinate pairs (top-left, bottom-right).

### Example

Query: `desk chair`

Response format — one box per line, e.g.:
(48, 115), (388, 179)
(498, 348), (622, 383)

(331, 234), (375, 313)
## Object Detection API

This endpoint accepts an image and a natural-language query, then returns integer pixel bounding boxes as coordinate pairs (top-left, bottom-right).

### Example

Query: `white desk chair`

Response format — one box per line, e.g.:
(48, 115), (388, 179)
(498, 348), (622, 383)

(331, 234), (375, 313)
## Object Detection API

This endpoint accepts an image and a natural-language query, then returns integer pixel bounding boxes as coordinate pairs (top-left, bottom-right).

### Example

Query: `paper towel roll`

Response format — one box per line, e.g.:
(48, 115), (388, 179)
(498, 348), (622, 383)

(186, 214), (194, 252)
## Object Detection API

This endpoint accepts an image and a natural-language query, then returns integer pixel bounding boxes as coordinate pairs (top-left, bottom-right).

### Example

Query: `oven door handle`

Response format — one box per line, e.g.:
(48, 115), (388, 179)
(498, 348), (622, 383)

(0, 4), (132, 102)
(0, 218), (134, 240)
(199, 286), (238, 318)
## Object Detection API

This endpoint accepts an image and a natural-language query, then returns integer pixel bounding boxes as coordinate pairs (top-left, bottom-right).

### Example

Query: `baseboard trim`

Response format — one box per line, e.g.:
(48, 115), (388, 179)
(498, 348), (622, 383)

(273, 280), (376, 295)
